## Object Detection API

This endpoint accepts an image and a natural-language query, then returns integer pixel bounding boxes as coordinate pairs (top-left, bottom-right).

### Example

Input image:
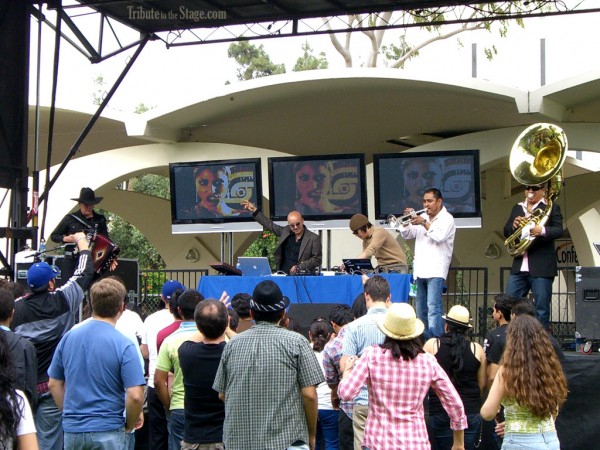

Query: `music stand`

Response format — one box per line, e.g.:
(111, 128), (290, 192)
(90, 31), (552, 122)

(209, 262), (242, 276)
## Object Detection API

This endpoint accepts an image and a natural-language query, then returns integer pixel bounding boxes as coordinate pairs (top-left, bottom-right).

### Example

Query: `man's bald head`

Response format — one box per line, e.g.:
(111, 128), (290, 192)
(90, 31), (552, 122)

(287, 211), (305, 237)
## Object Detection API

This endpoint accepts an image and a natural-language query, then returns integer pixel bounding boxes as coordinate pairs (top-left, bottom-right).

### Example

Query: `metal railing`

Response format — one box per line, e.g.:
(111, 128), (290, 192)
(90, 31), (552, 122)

(132, 266), (576, 346)
(137, 269), (208, 319)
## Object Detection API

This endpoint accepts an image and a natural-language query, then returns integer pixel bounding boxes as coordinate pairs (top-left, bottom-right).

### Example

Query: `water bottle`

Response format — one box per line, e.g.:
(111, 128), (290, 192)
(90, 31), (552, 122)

(39, 238), (46, 262)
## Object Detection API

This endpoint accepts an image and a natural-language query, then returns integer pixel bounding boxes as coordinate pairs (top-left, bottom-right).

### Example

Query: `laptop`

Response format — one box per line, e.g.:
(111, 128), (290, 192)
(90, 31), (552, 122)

(238, 257), (273, 277)
(342, 258), (374, 273)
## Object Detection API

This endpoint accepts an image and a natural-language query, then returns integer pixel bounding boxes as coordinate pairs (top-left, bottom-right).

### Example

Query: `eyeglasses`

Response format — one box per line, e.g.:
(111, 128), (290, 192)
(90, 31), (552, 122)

(288, 222), (302, 229)
(524, 185), (542, 191)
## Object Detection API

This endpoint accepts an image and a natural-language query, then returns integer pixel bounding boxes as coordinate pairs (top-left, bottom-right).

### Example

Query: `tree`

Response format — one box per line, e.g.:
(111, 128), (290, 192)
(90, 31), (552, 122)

(323, 2), (554, 68)
(293, 42), (329, 72)
(227, 41), (286, 80)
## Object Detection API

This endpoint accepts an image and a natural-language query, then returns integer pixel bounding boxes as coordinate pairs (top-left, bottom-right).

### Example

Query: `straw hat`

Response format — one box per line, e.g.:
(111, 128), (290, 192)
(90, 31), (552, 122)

(443, 305), (473, 329)
(377, 303), (424, 340)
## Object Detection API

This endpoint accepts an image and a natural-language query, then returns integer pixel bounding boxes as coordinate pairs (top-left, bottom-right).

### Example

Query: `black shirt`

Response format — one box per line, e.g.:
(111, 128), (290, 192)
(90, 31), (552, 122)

(50, 210), (109, 251)
(281, 233), (304, 274)
(178, 341), (226, 444)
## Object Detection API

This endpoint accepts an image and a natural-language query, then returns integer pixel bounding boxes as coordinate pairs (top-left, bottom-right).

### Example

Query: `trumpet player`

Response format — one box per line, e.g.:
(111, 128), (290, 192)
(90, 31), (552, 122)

(399, 188), (456, 339)
(346, 214), (408, 273)
(503, 183), (563, 330)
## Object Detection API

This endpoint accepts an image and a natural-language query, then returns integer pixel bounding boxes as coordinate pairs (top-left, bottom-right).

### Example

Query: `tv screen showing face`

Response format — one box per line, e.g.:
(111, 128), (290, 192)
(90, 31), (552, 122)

(169, 158), (262, 233)
(374, 150), (482, 228)
(268, 154), (367, 229)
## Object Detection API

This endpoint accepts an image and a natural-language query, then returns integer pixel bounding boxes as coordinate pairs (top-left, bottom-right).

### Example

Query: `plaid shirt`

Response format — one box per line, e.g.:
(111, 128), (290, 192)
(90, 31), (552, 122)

(213, 321), (324, 450)
(322, 327), (353, 417)
(339, 346), (467, 450)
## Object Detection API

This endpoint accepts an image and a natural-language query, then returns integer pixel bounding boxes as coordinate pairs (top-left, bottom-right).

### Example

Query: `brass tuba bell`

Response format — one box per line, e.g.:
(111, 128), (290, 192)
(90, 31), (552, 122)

(504, 123), (567, 257)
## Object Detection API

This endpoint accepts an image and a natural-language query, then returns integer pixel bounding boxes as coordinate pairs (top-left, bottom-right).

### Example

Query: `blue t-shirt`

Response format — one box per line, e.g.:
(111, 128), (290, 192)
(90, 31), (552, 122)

(48, 319), (145, 432)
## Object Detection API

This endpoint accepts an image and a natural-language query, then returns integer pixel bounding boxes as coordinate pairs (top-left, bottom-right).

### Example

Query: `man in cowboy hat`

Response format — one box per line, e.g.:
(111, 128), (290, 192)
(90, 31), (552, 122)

(50, 187), (117, 285)
(213, 280), (325, 450)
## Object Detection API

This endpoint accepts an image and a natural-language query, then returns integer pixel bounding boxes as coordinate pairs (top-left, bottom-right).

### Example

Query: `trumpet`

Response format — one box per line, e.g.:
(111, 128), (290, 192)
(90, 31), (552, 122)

(387, 209), (427, 228)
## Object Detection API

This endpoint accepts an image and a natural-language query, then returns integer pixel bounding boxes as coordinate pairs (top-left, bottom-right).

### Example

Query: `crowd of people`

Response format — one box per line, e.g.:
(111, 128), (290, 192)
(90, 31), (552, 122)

(0, 181), (570, 450)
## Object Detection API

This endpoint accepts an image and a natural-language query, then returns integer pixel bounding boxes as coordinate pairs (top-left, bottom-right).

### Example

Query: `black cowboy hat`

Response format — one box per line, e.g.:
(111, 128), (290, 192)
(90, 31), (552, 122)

(71, 187), (103, 205)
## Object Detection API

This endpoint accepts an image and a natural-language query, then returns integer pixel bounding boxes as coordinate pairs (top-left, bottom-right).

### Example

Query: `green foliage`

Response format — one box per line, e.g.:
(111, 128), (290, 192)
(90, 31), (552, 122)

(227, 41), (286, 81)
(104, 211), (166, 270)
(242, 231), (279, 270)
(293, 42), (329, 72)
(130, 174), (170, 200)
(381, 35), (419, 68)
(92, 74), (106, 106)
(134, 103), (156, 114)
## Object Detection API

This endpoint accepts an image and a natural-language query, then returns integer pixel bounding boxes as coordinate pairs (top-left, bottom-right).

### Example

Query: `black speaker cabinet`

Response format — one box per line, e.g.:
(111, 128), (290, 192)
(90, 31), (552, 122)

(575, 267), (600, 340)
(287, 303), (341, 338)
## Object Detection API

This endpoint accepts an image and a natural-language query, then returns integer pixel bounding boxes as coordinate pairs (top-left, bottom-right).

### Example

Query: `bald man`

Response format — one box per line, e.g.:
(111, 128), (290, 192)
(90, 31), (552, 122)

(242, 200), (322, 275)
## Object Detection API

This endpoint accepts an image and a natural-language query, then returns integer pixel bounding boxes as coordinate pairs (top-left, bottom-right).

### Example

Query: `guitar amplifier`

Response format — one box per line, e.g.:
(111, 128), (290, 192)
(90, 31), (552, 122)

(575, 266), (600, 340)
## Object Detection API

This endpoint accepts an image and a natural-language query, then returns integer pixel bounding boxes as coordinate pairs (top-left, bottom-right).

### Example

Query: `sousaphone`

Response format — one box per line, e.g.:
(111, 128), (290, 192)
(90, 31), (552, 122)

(504, 123), (567, 257)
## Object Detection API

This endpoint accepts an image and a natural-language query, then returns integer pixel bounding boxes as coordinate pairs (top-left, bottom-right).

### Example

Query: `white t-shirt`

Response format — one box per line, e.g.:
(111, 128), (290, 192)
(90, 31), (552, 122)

(314, 351), (334, 410)
(141, 308), (175, 388)
(116, 309), (144, 342)
(1, 390), (36, 448)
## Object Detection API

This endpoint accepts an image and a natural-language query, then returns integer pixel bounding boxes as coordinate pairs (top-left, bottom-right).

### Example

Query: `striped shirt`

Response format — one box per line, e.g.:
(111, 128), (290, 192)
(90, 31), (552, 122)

(339, 346), (467, 450)
(341, 305), (387, 405)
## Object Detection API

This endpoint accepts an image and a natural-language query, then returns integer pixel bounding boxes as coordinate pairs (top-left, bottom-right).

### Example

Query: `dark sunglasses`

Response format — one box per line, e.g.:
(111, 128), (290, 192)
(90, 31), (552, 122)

(288, 222), (302, 228)
(524, 185), (542, 191)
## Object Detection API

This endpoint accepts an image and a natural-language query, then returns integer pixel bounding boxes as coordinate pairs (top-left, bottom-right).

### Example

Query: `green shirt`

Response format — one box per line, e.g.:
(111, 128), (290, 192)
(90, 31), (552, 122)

(155, 321), (198, 410)
(503, 398), (556, 434)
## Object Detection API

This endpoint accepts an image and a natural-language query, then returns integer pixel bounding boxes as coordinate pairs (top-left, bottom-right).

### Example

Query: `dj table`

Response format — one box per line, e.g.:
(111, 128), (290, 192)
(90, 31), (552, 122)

(197, 273), (411, 306)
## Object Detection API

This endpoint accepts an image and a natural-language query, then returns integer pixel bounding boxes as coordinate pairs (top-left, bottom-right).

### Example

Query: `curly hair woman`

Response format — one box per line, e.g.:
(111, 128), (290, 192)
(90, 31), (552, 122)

(481, 315), (567, 449)
(0, 328), (38, 449)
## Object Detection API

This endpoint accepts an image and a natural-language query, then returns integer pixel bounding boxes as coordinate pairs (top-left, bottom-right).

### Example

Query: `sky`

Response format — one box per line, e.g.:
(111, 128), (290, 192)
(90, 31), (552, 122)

(28, 2), (600, 116)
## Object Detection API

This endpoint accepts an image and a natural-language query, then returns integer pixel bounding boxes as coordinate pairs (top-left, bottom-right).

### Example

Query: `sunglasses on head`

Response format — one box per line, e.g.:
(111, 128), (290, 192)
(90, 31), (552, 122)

(524, 185), (542, 191)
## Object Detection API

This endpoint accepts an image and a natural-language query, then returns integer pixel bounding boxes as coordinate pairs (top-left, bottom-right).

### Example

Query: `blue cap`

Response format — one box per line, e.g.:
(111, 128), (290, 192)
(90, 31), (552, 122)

(161, 280), (185, 299)
(27, 262), (60, 289)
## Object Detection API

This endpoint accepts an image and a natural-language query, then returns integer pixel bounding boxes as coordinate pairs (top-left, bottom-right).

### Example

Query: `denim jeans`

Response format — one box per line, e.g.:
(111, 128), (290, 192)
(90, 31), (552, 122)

(35, 392), (63, 450)
(501, 431), (560, 450)
(64, 428), (126, 450)
(169, 409), (185, 450)
(317, 409), (339, 450)
(125, 430), (135, 450)
(505, 273), (553, 329)
(416, 277), (445, 339)
(429, 413), (481, 450)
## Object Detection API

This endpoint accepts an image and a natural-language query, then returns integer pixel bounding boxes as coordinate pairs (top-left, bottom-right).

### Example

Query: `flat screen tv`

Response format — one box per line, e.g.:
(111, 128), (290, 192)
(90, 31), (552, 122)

(268, 154), (367, 229)
(169, 158), (263, 233)
(373, 150), (482, 228)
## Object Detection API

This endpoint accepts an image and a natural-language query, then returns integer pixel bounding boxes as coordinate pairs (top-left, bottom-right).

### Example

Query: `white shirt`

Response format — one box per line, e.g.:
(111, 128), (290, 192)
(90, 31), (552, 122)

(2, 390), (36, 449)
(141, 308), (175, 388)
(400, 206), (456, 279)
(314, 351), (333, 410)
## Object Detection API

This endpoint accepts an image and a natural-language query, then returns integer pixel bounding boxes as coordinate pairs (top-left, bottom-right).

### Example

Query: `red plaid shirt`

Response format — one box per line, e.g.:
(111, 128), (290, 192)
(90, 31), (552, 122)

(339, 345), (467, 450)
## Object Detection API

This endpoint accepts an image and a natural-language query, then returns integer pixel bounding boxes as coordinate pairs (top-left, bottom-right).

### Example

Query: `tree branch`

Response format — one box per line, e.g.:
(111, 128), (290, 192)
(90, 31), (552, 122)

(391, 22), (485, 69)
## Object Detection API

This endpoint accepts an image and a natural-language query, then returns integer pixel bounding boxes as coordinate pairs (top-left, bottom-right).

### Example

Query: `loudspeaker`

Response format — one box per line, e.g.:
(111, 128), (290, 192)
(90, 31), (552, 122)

(575, 267), (600, 340)
(287, 303), (340, 338)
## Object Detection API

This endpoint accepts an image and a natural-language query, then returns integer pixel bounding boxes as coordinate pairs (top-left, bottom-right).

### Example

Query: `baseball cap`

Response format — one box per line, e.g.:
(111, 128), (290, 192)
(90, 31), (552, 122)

(27, 262), (60, 289)
(162, 280), (185, 299)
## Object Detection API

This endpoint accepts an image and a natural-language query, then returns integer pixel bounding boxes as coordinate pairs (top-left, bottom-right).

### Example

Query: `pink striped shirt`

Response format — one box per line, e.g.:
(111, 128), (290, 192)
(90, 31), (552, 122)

(338, 345), (467, 450)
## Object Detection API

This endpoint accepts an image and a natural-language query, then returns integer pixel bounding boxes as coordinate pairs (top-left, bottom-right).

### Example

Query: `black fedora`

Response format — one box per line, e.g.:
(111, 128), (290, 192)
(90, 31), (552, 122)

(249, 280), (290, 313)
(71, 187), (103, 205)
